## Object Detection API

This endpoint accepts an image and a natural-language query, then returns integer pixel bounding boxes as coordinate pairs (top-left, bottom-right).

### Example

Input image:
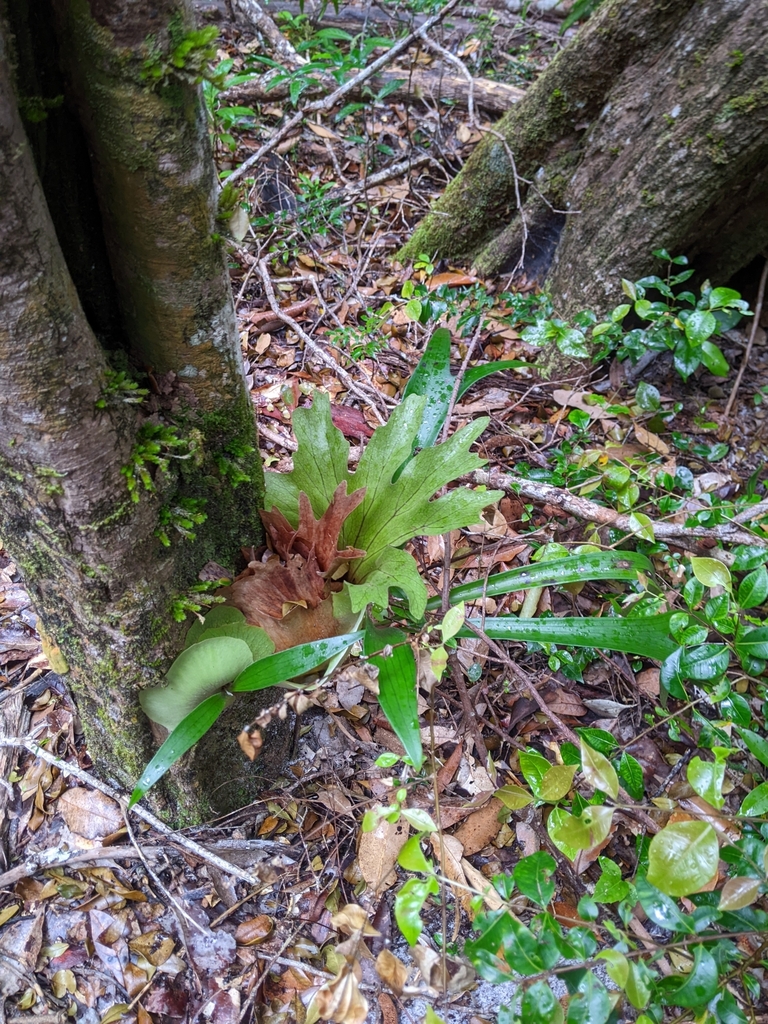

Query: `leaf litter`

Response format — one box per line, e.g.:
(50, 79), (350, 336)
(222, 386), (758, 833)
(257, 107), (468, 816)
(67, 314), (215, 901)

(4, 0), (768, 1021)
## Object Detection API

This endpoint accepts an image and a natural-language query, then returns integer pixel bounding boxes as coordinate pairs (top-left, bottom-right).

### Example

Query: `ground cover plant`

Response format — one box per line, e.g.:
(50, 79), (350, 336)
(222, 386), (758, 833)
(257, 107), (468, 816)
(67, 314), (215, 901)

(2, 1), (768, 1023)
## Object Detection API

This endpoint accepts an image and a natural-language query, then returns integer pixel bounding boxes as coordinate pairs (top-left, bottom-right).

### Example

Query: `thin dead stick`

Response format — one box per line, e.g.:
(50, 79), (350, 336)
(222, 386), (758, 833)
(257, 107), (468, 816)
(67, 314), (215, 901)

(0, 736), (271, 888)
(724, 256), (768, 418)
(470, 470), (768, 549)
(224, 0), (463, 188)
(0, 845), (153, 889)
(482, 127), (528, 277)
(417, 29), (475, 126)
(344, 153), (432, 199)
(256, 258), (391, 419)
(121, 801), (208, 936)
(231, 0), (306, 68)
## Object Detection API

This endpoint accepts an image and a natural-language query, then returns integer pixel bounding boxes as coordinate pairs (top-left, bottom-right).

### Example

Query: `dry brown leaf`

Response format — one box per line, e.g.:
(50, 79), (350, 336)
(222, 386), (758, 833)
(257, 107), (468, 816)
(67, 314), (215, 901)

(461, 859), (504, 913)
(235, 915), (274, 946)
(375, 949), (408, 996)
(312, 962), (368, 1024)
(546, 688), (587, 718)
(56, 787), (124, 841)
(636, 667), (660, 698)
(452, 797), (504, 856)
(429, 833), (466, 890)
(634, 423), (670, 455)
(357, 816), (409, 893)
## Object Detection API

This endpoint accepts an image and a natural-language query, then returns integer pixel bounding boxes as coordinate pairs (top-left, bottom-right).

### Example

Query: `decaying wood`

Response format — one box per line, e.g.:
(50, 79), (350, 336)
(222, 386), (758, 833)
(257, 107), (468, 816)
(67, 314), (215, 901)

(471, 470), (768, 550)
(223, 65), (524, 114)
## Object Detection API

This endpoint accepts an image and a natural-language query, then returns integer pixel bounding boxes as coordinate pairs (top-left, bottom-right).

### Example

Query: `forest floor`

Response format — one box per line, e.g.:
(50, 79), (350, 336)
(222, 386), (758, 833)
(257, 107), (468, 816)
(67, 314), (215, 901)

(2, 2), (768, 1023)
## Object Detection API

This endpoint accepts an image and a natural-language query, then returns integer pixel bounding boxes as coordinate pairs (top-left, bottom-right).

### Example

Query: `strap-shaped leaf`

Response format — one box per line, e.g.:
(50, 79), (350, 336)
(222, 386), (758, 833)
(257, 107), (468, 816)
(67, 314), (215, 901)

(364, 622), (422, 770)
(129, 693), (227, 807)
(345, 395), (501, 573)
(427, 550), (654, 610)
(401, 326), (530, 454)
(264, 391), (352, 523)
(231, 631), (365, 691)
(460, 612), (676, 660)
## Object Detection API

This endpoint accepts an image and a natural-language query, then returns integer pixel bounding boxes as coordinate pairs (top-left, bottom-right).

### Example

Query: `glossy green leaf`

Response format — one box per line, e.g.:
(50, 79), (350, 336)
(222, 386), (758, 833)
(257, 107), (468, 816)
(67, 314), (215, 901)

(700, 340), (729, 376)
(690, 556), (732, 591)
(400, 808), (436, 833)
(687, 756), (725, 810)
(494, 784), (533, 810)
(737, 566), (768, 609)
(540, 764), (577, 802)
(627, 512), (654, 541)
(232, 631), (365, 692)
(546, 806), (580, 860)
(684, 309), (717, 345)
(397, 835), (432, 873)
(647, 821), (719, 896)
(185, 605), (244, 647)
(140, 636), (253, 732)
(129, 693), (226, 807)
(679, 643), (730, 681)
(400, 327), (455, 452)
(521, 980), (563, 1024)
(580, 739), (619, 799)
(547, 805), (614, 855)
(364, 623), (422, 770)
(736, 726), (768, 769)
(593, 858), (632, 904)
(439, 602), (465, 644)
(566, 971), (611, 1024)
(459, 360), (530, 397)
(740, 780), (768, 817)
(459, 613), (676, 660)
(735, 626), (768, 660)
(657, 944), (719, 1008)
(718, 876), (762, 911)
(618, 751), (644, 799)
(596, 949), (629, 989)
(625, 961), (654, 1010)
(395, 876), (438, 946)
(636, 877), (694, 932)
(519, 750), (551, 798)
(512, 851), (557, 908)
(428, 550), (654, 610)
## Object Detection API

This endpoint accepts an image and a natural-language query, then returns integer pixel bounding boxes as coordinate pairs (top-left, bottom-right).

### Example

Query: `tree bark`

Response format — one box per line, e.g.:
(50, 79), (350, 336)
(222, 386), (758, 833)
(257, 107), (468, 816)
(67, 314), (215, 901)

(0, 1), (285, 825)
(401, 0), (768, 318)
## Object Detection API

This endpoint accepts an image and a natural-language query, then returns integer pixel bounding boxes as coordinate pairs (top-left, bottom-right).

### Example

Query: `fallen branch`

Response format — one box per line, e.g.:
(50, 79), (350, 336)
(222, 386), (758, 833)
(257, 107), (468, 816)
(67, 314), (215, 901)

(224, 0), (464, 188)
(0, 735), (274, 888)
(256, 258), (392, 419)
(222, 65), (524, 114)
(471, 470), (768, 549)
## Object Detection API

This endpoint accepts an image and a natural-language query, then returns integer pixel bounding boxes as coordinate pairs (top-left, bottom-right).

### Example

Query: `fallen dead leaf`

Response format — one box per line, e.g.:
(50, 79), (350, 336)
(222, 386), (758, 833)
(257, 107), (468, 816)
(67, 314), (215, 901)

(57, 787), (124, 841)
(375, 949), (408, 996)
(452, 797), (504, 855)
(358, 816), (409, 893)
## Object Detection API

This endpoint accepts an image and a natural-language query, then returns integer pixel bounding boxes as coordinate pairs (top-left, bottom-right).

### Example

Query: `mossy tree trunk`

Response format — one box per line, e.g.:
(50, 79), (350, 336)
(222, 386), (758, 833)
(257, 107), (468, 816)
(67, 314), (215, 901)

(0, 0), (281, 824)
(401, 0), (768, 320)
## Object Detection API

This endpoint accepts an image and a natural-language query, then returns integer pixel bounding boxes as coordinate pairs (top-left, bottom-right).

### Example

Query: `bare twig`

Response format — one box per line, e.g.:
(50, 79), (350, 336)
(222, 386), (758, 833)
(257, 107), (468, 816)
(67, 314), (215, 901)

(256, 258), (391, 419)
(231, 0), (306, 67)
(224, 0), (464, 188)
(417, 29), (475, 126)
(0, 844), (153, 889)
(0, 736), (273, 888)
(724, 256), (768, 417)
(470, 470), (768, 549)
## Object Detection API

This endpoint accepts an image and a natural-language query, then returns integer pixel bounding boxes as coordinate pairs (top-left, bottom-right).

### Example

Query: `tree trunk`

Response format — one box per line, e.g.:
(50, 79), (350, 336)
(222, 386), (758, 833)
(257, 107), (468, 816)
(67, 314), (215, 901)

(401, 0), (768, 318)
(0, 0), (285, 825)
